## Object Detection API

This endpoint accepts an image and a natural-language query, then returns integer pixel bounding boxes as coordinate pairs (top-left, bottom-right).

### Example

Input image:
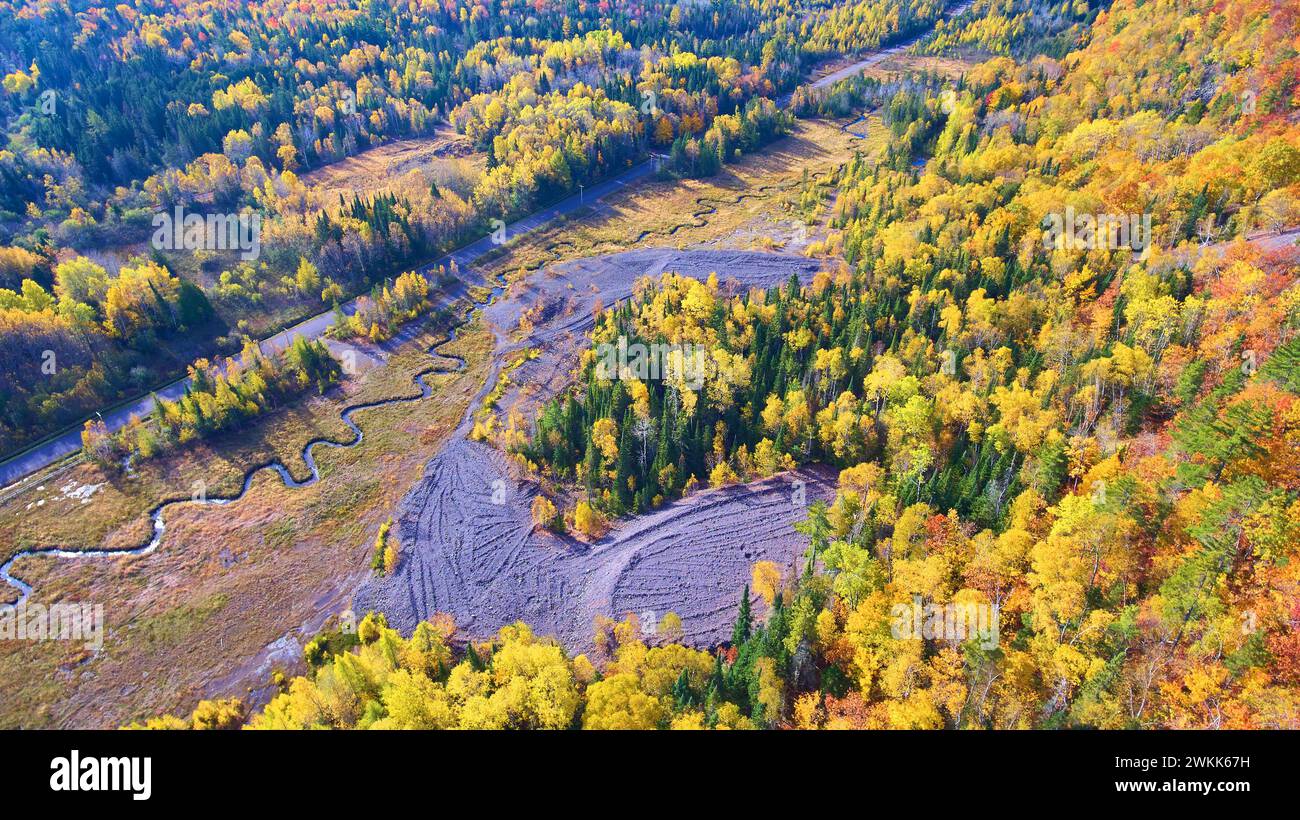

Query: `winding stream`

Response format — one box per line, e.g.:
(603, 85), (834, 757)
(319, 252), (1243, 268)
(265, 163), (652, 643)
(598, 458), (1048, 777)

(0, 283), (504, 612)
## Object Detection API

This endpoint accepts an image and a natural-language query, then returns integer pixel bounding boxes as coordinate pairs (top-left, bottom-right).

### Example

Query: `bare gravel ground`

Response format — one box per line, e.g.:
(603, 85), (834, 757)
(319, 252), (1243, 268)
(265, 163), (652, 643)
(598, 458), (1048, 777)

(355, 248), (831, 650)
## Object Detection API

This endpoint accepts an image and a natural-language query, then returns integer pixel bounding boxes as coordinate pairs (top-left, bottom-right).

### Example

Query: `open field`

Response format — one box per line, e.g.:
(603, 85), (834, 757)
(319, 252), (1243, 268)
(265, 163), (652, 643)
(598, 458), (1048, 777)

(297, 127), (481, 209)
(0, 317), (494, 728)
(869, 51), (980, 79)
(478, 118), (882, 282)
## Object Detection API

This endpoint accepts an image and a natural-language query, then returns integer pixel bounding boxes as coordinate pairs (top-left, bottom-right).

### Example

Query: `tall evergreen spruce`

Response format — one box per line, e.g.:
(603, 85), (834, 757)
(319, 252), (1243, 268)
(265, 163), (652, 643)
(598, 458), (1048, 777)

(732, 584), (752, 646)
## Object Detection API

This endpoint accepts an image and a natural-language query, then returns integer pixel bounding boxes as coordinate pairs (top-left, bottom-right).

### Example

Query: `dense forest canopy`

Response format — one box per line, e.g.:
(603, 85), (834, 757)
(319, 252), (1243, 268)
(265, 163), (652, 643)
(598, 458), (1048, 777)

(126, 0), (1300, 730)
(3, 0), (1299, 730)
(483, 0), (1300, 728)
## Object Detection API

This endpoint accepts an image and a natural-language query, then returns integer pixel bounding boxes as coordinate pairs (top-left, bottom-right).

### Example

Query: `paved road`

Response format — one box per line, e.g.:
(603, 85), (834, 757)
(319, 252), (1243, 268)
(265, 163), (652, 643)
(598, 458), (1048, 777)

(0, 159), (658, 490)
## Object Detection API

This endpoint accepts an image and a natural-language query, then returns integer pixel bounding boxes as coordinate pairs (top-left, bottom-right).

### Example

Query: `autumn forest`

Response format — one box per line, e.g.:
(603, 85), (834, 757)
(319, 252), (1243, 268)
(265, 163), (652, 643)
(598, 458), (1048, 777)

(0, 0), (1298, 737)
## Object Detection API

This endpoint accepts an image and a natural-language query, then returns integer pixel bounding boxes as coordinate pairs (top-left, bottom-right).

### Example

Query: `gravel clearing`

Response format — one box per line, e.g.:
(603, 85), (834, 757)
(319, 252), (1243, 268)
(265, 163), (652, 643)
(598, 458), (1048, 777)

(355, 248), (831, 650)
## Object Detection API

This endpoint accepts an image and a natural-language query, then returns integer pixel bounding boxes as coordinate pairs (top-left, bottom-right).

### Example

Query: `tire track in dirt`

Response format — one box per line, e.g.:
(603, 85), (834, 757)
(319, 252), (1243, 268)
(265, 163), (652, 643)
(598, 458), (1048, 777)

(355, 249), (837, 650)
